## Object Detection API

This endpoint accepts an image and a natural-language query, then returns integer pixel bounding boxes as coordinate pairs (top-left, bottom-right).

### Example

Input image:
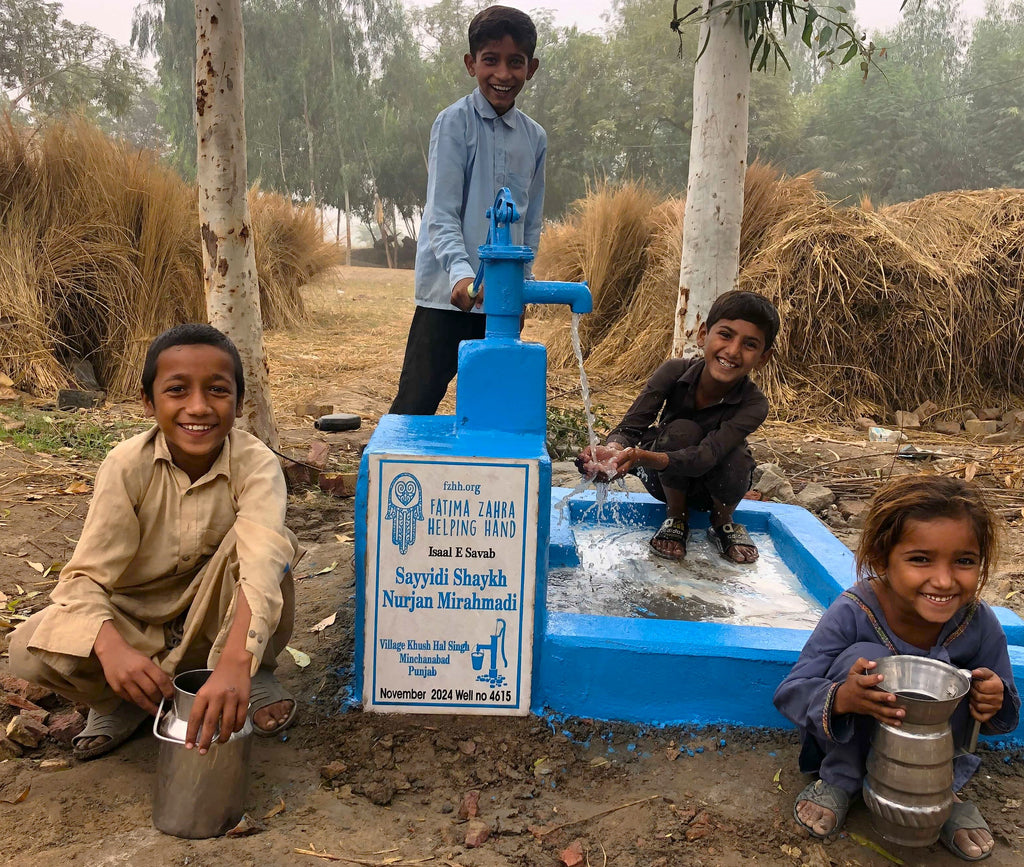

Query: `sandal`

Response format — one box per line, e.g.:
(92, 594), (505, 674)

(72, 702), (150, 760)
(249, 669), (298, 737)
(707, 522), (758, 563)
(940, 800), (994, 861)
(793, 779), (851, 839)
(650, 516), (688, 561)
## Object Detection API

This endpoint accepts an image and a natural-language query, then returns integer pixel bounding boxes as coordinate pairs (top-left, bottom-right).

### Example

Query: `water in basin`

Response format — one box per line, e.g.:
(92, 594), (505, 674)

(546, 523), (825, 628)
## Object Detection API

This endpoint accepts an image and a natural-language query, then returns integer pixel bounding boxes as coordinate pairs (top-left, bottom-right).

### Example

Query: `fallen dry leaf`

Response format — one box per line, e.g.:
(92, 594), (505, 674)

(309, 612), (337, 634)
(285, 645), (312, 668)
(300, 561), (338, 580)
(225, 814), (265, 836)
(263, 797), (286, 819)
(62, 480), (90, 495)
(26, 562), (44, 574)
(0, 786), (30, 804)
(848, 831), (905, 864)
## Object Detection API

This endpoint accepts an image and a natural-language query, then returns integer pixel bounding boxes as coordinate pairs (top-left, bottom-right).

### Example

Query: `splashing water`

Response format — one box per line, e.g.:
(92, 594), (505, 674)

(547, 524), (824, 628)
(563, 313), (610, 515)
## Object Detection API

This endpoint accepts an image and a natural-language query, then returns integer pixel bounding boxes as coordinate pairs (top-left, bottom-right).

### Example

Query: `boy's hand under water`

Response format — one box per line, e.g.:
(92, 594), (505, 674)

(969, 667), (1004, 722)
(576, 443), (625, 482)
(833, 658), (906, 725)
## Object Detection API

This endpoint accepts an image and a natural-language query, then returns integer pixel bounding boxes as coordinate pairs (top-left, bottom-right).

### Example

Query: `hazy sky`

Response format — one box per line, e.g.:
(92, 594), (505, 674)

(59, 0), (992, 52)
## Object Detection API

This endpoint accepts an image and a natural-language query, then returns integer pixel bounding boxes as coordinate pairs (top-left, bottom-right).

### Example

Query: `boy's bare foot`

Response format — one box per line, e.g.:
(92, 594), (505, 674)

(725, 542), (758, 563)
(708, 523), (759, 564)
(73, 704), (149, 760)
(252, 699), (294, 732)
(249, 669), (298, 736)
(649, 517), (687, 561)
(651, 535), (685, 558)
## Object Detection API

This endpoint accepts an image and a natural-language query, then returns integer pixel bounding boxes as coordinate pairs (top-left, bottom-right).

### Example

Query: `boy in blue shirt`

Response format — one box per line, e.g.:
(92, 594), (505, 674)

(389, 5), (546, 415)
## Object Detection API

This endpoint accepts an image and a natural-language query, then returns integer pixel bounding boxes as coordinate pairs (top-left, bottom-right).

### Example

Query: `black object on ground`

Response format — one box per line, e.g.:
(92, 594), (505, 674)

(315, 413), (361, 432)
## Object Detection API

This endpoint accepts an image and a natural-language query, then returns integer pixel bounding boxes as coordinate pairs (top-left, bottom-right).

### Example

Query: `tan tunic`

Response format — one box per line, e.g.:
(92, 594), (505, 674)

(25, 425), (294, 675)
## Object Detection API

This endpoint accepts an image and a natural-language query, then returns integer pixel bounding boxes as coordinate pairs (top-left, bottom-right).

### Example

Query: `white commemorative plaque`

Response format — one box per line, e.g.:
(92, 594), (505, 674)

(364, 455), (539, 714)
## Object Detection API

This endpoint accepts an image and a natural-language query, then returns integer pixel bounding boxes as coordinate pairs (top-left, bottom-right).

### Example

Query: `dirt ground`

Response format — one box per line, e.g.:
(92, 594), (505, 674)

(1, 266), (1022, 867)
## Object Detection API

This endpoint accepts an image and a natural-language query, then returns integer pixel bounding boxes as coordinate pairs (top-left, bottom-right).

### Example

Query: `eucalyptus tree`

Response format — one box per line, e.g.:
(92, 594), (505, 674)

(195, 0), (278, 445)
(964, 0), (1024, 189)
(1, 0), (144, 119)
(135, 0), (410, 219)
(133, 0), (200, 177)
(794, 1), (970, 203)
(669, 0), (918, 356)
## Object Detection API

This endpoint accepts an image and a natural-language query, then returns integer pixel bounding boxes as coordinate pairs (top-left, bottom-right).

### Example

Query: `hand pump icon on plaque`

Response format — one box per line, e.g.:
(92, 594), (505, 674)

(472, 618), (508, 687)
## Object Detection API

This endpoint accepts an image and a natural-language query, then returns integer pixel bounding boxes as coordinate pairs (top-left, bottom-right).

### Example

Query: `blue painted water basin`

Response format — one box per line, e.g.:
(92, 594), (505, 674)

(534, 488), (1024, 742)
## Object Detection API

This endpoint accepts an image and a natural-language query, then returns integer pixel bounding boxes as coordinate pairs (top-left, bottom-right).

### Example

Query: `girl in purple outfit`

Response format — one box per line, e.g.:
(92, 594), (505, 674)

(774, 475), (1019, 861)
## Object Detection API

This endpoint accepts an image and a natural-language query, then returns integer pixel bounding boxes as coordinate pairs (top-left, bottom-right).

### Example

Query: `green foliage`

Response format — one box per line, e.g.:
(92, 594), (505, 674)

(0, 0), (145, 120)
(127, 0), (1022, 227)
(135, 0), (425, 225)
(669, 0), (895, 75)
(963, 0), (1024, 188)
(787, 0), (1021, 203)
(0, 405), (145, 461)
(546, 404), (609, 461)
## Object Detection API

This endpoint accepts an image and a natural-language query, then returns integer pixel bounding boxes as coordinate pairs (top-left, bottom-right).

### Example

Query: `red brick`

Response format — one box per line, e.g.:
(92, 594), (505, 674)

(560, 839), (585, 867)
(46, 710), (86, 747)
(464, 819), (491, 848)
(0, 674), (52, 704)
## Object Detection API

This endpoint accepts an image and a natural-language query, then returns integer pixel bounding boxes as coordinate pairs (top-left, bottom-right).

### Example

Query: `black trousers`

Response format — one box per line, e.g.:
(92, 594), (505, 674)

(389, 306), (487, 415)
(633, 418), (754, 511)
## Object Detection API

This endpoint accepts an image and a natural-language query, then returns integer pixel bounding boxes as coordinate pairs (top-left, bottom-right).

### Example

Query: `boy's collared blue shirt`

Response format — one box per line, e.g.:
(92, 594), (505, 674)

(414, 87), (546, 310)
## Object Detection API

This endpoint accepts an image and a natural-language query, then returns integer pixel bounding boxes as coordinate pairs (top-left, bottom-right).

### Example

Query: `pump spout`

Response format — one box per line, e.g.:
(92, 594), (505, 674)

(523, 279), (593, 314)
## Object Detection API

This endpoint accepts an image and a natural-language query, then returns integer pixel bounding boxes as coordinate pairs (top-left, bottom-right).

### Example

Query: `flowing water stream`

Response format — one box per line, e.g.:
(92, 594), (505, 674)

(561, 312), (610, 512)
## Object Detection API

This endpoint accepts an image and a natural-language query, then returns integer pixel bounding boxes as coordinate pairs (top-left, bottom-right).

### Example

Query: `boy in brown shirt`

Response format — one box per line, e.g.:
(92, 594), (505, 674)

(9, 324), (301, 759)
(578, 291), (779, 562)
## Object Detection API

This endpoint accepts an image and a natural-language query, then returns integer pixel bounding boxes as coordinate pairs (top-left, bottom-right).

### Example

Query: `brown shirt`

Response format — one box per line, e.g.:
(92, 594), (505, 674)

(607, 358), (768, 478)
(27, 426), (293, 672)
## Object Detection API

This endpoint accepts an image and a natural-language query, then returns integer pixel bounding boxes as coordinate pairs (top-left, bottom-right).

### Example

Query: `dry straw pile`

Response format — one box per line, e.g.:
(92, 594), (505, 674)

(535, 165), (1024, 419)
(0, 119), (342, 398)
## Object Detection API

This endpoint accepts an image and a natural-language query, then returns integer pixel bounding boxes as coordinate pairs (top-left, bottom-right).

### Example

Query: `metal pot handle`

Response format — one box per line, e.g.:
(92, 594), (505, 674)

(957, 669), (983, 753)
(153, 695), (182, 744)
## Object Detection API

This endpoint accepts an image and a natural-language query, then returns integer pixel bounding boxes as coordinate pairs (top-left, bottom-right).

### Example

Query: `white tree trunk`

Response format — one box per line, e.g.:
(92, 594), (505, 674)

(673, 2), (751, 357)
(195, 0), (278, 447)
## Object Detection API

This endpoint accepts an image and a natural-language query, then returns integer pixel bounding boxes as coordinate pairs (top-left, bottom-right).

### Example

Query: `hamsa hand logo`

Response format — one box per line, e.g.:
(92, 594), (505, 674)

(385, 472), (423, 554)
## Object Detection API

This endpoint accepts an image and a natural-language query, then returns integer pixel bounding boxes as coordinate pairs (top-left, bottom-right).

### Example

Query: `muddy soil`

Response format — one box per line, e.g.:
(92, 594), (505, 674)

(1, 266), (1022, 867)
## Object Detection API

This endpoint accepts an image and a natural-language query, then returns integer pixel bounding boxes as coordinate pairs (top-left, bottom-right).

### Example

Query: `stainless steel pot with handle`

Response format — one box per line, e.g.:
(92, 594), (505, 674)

(152, 669), (253, 839)
(862, 656), (972, 847)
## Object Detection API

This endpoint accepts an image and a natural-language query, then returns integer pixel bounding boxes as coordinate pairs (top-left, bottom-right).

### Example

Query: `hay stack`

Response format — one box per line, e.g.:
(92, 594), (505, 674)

(537, 162), (824, 380)
(536, 165), (1024, 418)
(745, 188), (1024, 416)
(534, 180), (661, 368)
(0, 118), (342, 397)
